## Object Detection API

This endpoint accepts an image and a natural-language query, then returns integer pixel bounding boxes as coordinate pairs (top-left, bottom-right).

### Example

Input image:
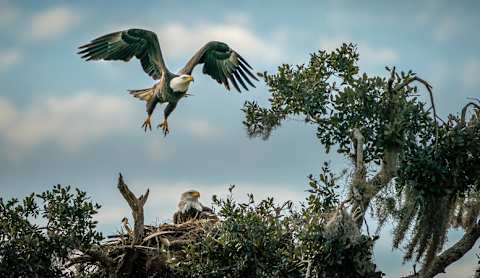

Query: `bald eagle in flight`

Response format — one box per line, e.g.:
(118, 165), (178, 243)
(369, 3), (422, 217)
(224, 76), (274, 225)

(78, 28), (258, 136)
(173, 190), (216, 224)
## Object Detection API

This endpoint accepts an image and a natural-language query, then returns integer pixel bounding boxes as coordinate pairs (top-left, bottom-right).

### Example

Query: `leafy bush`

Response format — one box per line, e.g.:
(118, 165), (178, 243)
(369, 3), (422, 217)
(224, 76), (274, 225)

(243, 42), (480, 273)
(0, 185), (102, 277)
(178, 166), (382, 278)
(1, 172), (382, 278)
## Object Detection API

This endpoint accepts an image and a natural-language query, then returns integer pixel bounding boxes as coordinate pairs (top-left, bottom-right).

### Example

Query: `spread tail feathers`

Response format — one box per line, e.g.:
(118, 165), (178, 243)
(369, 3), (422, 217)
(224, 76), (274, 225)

(129, 88), (154, 102)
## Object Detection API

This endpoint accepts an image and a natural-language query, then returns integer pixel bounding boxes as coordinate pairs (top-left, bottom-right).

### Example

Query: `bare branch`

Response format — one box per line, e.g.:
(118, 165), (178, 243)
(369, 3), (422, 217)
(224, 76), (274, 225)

(404, 221), (480, 278)
(350, 128), (369, 227)
(68, 248), (115, 276)
(393, 76), (439, 130)
(460, 102), (480, 126)
(350, 147), (399, 228)
(117, 173), (150, 246)
(84, 249), (115, 272)
(387, 66), (396, 93)
(352, 128), (365, 178)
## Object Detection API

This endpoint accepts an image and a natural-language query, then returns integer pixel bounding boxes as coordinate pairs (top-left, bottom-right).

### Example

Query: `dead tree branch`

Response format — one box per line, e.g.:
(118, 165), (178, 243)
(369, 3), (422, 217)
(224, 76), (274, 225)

(349, 126), (399, 228)
(460, 101), (480, 126)
(68, 248), (115, 276)
(350, 128), (368, 227)
(117, 173), (150, 246)
(393, 76), (439, 136)
(404, 221), (480, 278)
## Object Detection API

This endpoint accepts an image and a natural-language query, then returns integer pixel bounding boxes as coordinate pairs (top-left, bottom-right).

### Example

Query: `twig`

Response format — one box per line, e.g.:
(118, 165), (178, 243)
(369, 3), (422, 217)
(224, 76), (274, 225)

(394, 76), (437, 120)
(460, 102), (480, 126)
(142, 231), (177, 243)
(305, 259), (313, 278)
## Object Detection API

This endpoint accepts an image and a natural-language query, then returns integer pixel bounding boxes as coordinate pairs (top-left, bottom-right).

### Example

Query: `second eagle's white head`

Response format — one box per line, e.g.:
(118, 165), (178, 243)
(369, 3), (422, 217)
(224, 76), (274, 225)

(177, 190), (203, 213)
(170, 74), (194, 92)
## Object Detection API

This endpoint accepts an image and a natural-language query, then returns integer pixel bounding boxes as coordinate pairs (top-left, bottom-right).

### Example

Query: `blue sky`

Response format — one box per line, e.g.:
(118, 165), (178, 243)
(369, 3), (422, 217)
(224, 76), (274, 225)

(0, 0), (479, 276)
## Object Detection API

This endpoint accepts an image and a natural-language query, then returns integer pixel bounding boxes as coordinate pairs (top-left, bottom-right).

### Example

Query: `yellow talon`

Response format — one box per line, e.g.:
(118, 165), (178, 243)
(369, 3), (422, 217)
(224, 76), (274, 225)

(141, 116), (152, 132)
(157, 119), (169, 136)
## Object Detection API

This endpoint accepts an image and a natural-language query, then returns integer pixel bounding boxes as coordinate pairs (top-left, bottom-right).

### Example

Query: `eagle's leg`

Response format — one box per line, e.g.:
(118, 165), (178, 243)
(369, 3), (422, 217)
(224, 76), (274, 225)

(157, 102), (177, 137)
(158, 120), (169, 136)
(141, 115), (152, 132)
(142, 97), (158, 132)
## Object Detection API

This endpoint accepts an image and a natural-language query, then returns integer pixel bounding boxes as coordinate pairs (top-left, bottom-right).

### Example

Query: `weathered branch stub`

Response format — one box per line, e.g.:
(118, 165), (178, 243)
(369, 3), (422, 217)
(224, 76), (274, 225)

(117, 173), (150, 246)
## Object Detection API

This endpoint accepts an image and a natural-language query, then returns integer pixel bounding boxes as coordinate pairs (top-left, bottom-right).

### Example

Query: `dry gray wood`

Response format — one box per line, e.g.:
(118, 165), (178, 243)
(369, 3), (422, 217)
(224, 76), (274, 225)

(117, 173), (150, 246)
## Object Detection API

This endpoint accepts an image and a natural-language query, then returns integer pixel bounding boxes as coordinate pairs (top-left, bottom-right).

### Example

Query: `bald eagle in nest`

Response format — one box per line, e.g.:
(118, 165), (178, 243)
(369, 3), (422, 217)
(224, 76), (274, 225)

(78, 28), (258, 136)
(173, 190), (217, 224)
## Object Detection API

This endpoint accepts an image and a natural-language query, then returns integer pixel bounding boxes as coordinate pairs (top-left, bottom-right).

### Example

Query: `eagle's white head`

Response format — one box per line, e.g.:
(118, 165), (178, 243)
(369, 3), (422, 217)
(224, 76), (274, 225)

(170, 74), (194, 92)
(177, 190), (203, 213)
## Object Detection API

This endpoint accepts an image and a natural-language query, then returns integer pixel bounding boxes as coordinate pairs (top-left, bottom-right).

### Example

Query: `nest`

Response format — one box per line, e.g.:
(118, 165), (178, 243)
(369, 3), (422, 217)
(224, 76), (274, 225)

(70, 175), (219, 277)
(104, 219), (217, 253)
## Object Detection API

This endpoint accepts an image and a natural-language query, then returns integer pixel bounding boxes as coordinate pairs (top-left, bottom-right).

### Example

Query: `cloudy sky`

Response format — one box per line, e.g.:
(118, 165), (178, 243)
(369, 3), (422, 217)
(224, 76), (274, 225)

(0, 0), (479, 276)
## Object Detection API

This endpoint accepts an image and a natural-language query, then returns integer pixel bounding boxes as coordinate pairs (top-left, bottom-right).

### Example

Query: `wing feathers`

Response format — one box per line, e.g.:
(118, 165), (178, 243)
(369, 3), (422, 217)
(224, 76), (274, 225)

(238, 60), (258, 81)
(78, 29), (167, 80)
(233, 71), (248, 91)
(179, 41), (257, 93)
(237, 66), (255, 87)
(238, 54), (253, 69)
(229, 75), (241, 92)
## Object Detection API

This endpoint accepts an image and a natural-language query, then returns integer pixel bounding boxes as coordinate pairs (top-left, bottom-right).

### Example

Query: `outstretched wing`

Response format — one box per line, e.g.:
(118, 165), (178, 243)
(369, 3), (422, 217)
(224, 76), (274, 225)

(179, 41), (258, 92)
(78, 29), (167, 80)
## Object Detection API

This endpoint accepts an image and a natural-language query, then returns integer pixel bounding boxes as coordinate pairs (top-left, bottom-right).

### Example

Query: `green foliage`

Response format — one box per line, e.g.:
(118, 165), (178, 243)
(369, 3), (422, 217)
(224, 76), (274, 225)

(398, 112), (480, 197)
(0, 185), (103, 277)
(243, 43), (480, 270)
(1, 175), (381, 278)
(3, 43), (477, 277)
(298, 210), (380, 278)
(178, 167), (382, 278)
(392, 107), (480, 267)
(180, 191), (300, 278)
(304, 162), (341, 214)
(243, 43), (434, 163)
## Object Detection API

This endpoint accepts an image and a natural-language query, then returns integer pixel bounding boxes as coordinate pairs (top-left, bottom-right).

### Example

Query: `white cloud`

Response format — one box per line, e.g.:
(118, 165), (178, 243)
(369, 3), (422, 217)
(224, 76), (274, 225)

(0, 49), (21, 71)
(359, 44), (398, 66)
(463, 58), (480, 88)
(415, 3), (464, 43)
(30, 6), (79, 40)
(0, 92), (135, 158)
(224, 12), (251, 26)
(433, 16), (461, 42)
(181, 119), (222, 139)
(0, 97), (17, 129)
(156, 21), (283, 62)
(426, 61), (450, 87)
(319, 36), (353, 52)
(142, 119), (223, 161)
(95, 206), (129, 224)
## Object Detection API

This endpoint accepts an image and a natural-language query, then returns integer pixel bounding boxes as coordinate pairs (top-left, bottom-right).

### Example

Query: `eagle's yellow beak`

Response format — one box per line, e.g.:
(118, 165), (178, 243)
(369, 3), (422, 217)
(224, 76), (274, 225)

(187, 75), (194, 82)
(192, 191), (200, 198)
